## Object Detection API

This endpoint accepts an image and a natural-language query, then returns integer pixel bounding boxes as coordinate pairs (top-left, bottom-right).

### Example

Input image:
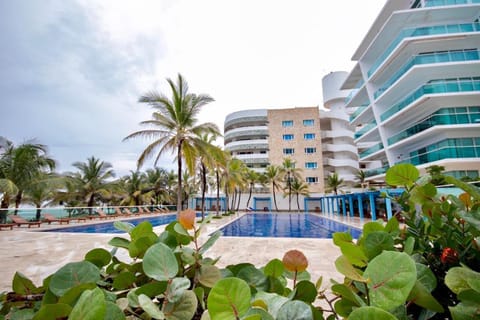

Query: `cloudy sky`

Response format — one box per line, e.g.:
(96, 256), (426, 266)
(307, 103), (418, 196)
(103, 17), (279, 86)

(0, 0), (385, 177)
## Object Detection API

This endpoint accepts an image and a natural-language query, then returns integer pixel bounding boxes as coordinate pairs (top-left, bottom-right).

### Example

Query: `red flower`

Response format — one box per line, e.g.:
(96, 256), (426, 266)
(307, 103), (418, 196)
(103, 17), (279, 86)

(440, 247), (459, 265)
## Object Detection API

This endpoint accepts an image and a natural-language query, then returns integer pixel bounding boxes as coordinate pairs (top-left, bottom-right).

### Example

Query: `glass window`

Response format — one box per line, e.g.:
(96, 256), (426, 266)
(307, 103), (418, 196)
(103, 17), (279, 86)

(303, 119), (314, 126)
(306, 177), (318, 183)
(305, 162), (318, 169)
(283, 148), (294, 155)
(282, 120), (293, 127)
(283, 134), (294, 141)
(305, 147), (316, 154)
(304, 133), (315, 140)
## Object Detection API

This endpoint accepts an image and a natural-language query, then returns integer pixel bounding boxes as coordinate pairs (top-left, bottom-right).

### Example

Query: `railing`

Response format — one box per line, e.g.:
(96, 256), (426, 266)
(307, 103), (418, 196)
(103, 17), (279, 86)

(355, 121), (377, 140)
(349, 104), (370, 122)
(388, 106), (480, 145)
(423, 0), (480, 7)
(374, 49), (480, 99)
(380, 78), (480, 122)
(365, 166), (389, 177)
(359, 143), (384, 159)
(368, 22), (480, 78)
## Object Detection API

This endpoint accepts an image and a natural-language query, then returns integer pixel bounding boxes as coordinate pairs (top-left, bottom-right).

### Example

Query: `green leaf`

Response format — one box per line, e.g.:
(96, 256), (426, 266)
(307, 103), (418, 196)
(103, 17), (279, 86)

(198, 265), (222, 288)
(363, 231), (395, 260)
(449, 300), (480, 320)
(108, 237), (130, 249)
(331, 284), (365, 306)
(58, 283), (96, 306)
(165, 277), (190, 303)
(339, 243), (368, 267)
(332, 232), (353, 247)
(12, 272), (37, 295)
(243, 307), (274, 320)
(445, 267), (480, 294)
(404, 237), (415, 255)
(194, 287), (206, 310)
(84, 248), (111, 268)
(138, 294), (165, 319)
(33, 303), (72, 320)
(416, 263), (437, 292)
(349, 306), (398, 320)
(253, 292), (289, 319)
(363, 251), (417, 311)
(130, 221), (154, 240)
(277, 300), (313, 320)
(136, 281), (168, 298)
(49, 261), (100, 297)
(410, 183), (437, 203)
(208, 278), (251, 320)
(334, 299), (356, 318)
(166, 222), (191, 245)
(158, 230), (179, 249)
(264, 259), (285, 278)
(128, 234), (157, 258)
(105, 301), (126, 320)
(112, 271), (136, 290)
(384, 217), (400, 235)
(334, 255), (366, 282)
(143, 243), (179, 281)
(407, 281), (444, 313)
(385, 163), (419, 187)
(69, 288), (106, 320)
(293, 281), (317, 303)
(162, 290), (198, 320)
(237, 265), (269, 292)
(113, 220), (134, 233)
(199, 231), (221, 254)
(9, 308), (35, 319)
(444, 175), (480, 202)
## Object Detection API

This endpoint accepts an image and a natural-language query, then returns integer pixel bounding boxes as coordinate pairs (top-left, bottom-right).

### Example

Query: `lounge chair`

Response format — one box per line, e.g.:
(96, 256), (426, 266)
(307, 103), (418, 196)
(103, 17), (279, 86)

(9, 216), (42, 228)
(123, 208), (140, 216)
(0, 224), (14, 230)
(67, 216), (87, 223)
(96, 209), (117, 219)
(138, 207), (152, 215)
(43, 213), (70, 225)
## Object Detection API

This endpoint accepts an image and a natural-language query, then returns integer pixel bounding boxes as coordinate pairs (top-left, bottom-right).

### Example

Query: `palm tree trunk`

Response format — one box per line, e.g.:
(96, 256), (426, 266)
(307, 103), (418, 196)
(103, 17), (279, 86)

(288, 172), (291, 212)
(236, 189), (242, 211)
(14, 190), (23, 215)
(246, 184), (253, 209)
(216, 170), (220, 216)
(272, 183), (279, 212)
(296, 193), (301, 212)
(177, 142), (183, 215)
(201, 163), (207, 220)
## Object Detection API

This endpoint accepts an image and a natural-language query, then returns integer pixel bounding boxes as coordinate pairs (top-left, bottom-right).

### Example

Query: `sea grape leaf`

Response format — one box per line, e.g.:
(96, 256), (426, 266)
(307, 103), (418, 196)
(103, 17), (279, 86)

(416, 263), (437, 292)
(363, 231), (395, 260)
(49, 261), (100, 297)
(138, 294), (164, 319)
(253, 292), (289, 319)
(207, 278), (251, 320)
(410, 183), (437, 204)
(363, 251), (416, 311)
(136, 281), (168, 298)
(130, 221), (154, 240)
(407, 281), (444, 312)
(199, 231), (221, 254)
(112, 271), (136, 290)
(58, 283), (96, 306)
(339, 243), (368, 267)
(384, 217), (399, 235)
(113, 220), (134, 233)
(105, 301), (126, 320)
(165, 277), (190, 303)
(277, 300), (313, 320)
(237, 265), (269, 291)
(332, 232), (353, 247)
(293, 280), (317, 303)
(69, 288), (106, 320)
(244, 307), (274, 320)
(143, 243), (178, 281)
(128, 234), (157, 258)
(404, 237), (415, 255)
(445, 267), (480, 294)
(449, 300), (480, 320)
(331, 283), (365, 306)
(385, 163), (419, 188)
(163, 290), (198, 320)
(349, 306), (398, 320)
(198, 265), (222, 288)
(264, 259), (285, 278)
(108, 237), (130, 249)
(12, 272), (37, 295)
(32, 303), (72, 320)
(334, 255), (366, 282)
(444, 175), (480, 202)
(84, 248), (111, 268)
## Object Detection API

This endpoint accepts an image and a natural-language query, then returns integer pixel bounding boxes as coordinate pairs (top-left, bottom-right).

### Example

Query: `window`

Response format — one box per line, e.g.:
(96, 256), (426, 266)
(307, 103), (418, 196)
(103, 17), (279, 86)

(283, 148), (295, 155)
(304, 133), (315, 140)
(283, 134), (294, 141)
(305, 162), (318, 169)
(306, 177), (318, 183)
(303, 119), (314, 126)
(305, 147), (316, 154)
(282, 120), (293, 127)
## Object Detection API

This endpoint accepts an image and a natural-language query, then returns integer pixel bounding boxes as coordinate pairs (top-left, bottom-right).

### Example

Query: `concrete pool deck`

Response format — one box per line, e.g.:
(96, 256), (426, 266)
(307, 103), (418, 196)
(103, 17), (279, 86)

(0, 212), (367, 293)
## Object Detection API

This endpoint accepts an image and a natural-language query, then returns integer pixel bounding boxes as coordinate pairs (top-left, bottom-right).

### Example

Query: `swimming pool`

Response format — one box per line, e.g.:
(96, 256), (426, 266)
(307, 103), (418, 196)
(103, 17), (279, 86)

(219, 213), (362, 238)
(42, 214), (182, 234)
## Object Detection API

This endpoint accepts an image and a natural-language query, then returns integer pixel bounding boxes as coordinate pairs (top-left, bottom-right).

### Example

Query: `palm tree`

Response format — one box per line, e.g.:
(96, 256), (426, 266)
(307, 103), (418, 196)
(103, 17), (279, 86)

(326, 172), (344, 195)
(281, 157), (302, 212)
(23, 172), (60, 220)
(144, 167), (170, 206)
(0, 138), (56, 216)
(244, 169), (259, 210)
(224, 158), (246, 212)
(65, 156), (116, 213)
(355, 169), (368, 191)
(265, 165), (283, 212)
(124, 74), (220, 215)
(119, 171), (150, 206)
(289, 179), (310, 212)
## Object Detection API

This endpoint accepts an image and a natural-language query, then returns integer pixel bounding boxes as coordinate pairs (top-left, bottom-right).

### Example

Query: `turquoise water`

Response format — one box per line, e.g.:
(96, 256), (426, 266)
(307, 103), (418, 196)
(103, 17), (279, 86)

(220, 213), (361, 239)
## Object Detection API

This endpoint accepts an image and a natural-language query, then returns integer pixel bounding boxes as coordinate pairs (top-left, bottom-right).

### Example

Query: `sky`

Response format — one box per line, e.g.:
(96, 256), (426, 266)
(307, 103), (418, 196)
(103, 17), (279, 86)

(0, 0), (386, 177)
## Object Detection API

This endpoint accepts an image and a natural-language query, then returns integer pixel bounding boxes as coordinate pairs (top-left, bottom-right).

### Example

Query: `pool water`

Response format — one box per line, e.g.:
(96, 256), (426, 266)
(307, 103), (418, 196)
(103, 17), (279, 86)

(220, 213), (362, 238)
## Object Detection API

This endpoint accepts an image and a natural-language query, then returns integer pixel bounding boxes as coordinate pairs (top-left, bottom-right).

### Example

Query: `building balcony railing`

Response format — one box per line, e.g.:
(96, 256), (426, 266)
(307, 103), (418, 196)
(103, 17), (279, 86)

(359, 143), (384, 159)
(380, 78), (480, 122)
(388, 106), (480, 145)
(374, 49), (480, 100)
(365, 166), (389, 177)
(420, 0), (480, 8)
(368, 22), (480, 78)
(349, 104), (369, 122)
(355, 121), (377, 140)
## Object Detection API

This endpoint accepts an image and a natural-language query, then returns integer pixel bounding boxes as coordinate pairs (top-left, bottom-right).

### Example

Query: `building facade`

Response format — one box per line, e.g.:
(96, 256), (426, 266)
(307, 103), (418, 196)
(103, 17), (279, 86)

(340, 0), (480, 180)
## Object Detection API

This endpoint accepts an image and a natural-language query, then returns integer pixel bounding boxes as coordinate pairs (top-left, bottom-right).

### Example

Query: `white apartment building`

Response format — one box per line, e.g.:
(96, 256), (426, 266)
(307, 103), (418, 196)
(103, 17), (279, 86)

(340, 0), (480, 180)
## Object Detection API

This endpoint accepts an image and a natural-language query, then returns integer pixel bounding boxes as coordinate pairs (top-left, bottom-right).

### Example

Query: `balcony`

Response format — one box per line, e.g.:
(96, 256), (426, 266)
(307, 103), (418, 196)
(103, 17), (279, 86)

(359, 143), (384, 159)
(355, 121), (377, 140)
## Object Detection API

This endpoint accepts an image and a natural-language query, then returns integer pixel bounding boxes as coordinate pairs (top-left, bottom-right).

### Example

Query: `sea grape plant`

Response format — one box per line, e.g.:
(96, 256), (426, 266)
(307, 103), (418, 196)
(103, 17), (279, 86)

(0, 164), (479, 319)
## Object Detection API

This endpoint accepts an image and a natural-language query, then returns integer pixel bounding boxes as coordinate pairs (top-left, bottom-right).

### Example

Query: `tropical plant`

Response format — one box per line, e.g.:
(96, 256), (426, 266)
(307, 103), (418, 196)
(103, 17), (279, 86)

(0, 138), (56, 216)
(281, 157), (302, 212)
(144, 167), (170, 205)
(426, 164), (446, 185)
(64, 156), (116, 212)
(244, 169), (259, 210)
(265, 165), (283, 211)
(325, 172), (344, 195)
(223, 158), (246, 212)
(355, 169), (367, 191)
(23, 172), (61, 220)
(119, 171), (151, 206)
(289, 179), (310, 212)
(124, 74), (220, 216)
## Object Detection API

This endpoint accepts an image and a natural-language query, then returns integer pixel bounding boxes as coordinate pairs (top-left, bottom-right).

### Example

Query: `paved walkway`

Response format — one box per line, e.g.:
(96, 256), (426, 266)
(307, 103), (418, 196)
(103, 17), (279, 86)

(0, 212), (366, 293)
